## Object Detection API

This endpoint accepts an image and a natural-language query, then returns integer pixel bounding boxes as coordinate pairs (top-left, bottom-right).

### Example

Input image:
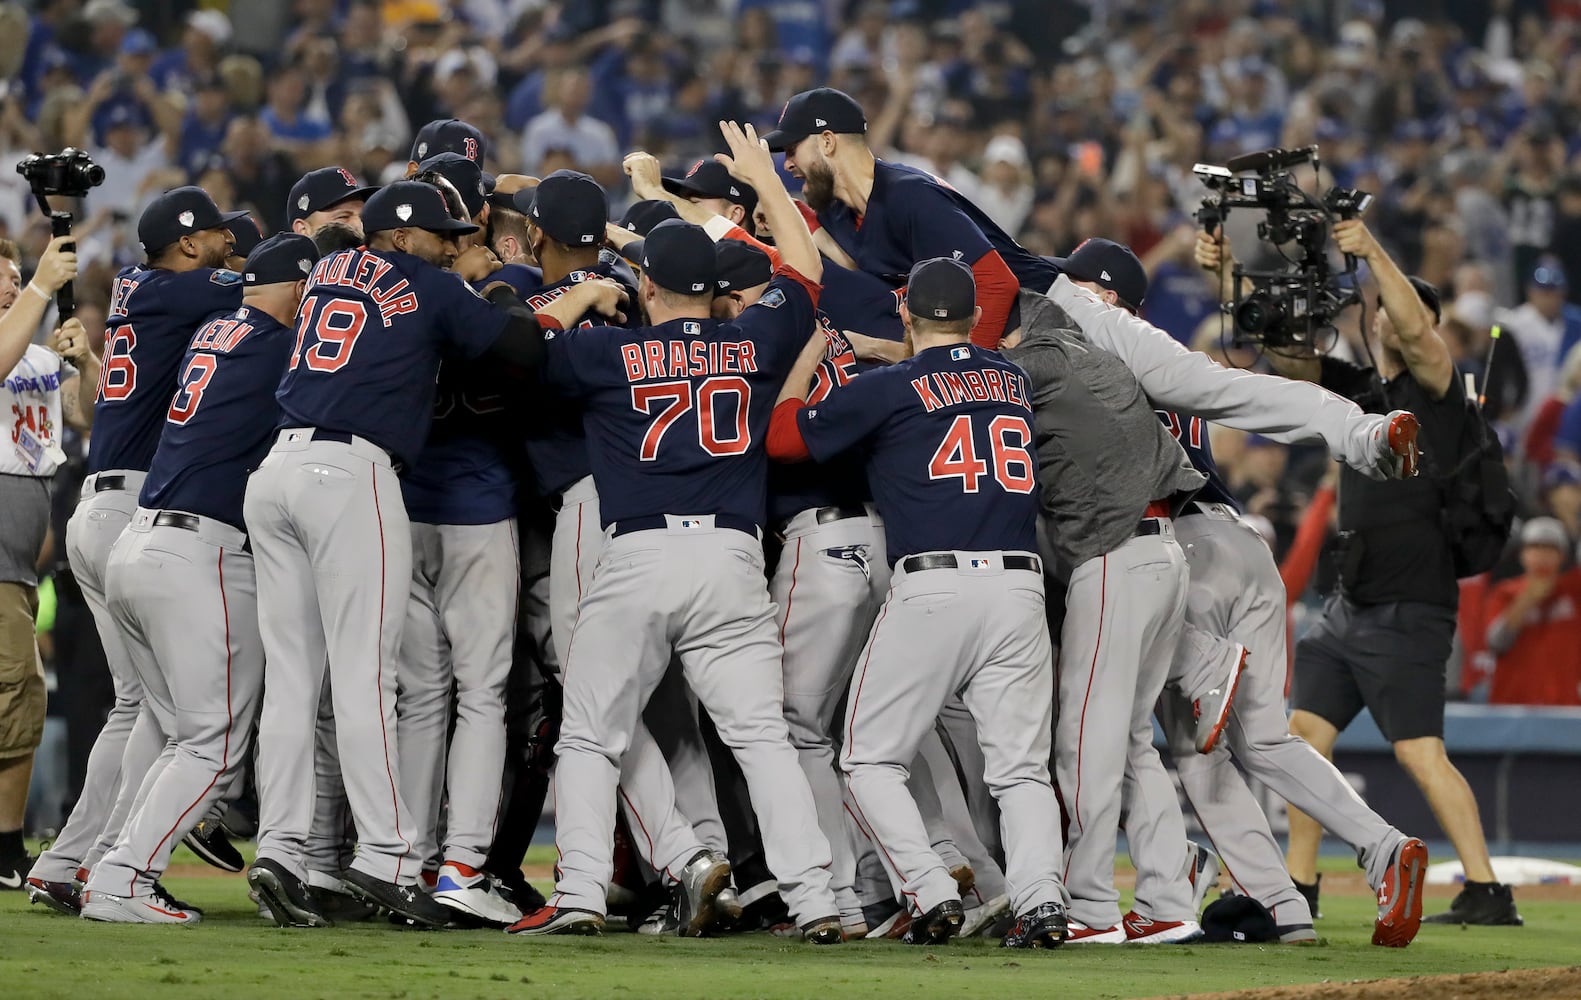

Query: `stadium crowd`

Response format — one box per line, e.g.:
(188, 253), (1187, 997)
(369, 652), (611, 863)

(3, 0), (1580, 860)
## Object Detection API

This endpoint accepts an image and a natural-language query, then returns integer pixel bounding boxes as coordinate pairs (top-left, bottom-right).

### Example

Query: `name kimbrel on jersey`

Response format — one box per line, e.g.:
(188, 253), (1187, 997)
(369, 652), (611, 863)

(909, 363), (1031, 414)
(308, 249), (420, 325)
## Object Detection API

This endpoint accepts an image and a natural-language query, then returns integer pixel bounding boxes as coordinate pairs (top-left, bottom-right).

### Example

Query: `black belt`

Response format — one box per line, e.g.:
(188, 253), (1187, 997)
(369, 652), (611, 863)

(306, 429), (401, 473)
(94, 474), (127, 492)
(612, 514), (759, 538)
(1136, 518), (1164, 537)
(152, 510), (251, 554)
(814, 505), (868, 525)
(900, 553), (1041, 574)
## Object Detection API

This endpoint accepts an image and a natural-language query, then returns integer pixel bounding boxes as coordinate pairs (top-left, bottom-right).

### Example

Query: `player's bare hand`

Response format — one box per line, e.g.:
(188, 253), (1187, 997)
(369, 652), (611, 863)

(492, 173), (539, 197)
(623, 152), (665, 199)
(541, 278), (627, 328)
(1332, 219), (1379, 261)
(33, 234), (79, 295)
(453, 244), (502, 283)
(1194, 227), (1230, 274)
(715, 120), (775, 188)
(604, 222), (639, 250)
(46, 317), (91, 363)
(844, 330), (907, 365)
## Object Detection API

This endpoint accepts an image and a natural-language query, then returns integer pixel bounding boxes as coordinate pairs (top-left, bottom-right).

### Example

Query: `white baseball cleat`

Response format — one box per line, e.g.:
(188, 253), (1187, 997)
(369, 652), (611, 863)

(1064, 919), (1126, 944)
(80, 886), (202, 924)
(1184, 842), (1222, 913)
(960, 893), (1011, 937)
(433, 861), (523, 927)
(1122, 911), (1203, 943)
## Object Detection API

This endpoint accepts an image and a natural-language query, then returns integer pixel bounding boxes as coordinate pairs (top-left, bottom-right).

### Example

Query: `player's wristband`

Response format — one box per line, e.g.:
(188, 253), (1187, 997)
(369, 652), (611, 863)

(24, 282), (51, 302)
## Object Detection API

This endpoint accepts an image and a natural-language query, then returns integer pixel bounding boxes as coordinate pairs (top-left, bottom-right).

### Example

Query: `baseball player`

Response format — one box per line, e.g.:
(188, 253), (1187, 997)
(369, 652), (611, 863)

(766, 256), (1067, 949)
(225, 216), (264, 272)
(392, 152), (524, 925)
(764, 88), (1058, 347)
(480, 178), (544, 297)
(0, 237), (89, 893)
(28, 188), (247, 909)
(288, 167), (379, 238)
(80, 234), (320, 923)
(242, 181), (621, 929)
(408, 118), (488, 173)
(508, 122), (840, 942)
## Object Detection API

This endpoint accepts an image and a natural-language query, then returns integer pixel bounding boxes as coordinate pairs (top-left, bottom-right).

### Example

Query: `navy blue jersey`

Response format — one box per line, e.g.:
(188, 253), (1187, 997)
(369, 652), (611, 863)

(815, 161), (1057, 293)
(276, 248), (511, 467)
(544, 269), (817, 528)
(767, 315), (869, 524)
(520, 263), (639, 498)
(817, 262), (905, 344)
(90, 266), (244, 473)
(1156, 410), (1240, 511)
(140, 306), (292, 531)
(797, 343), (1038, 565)
(400, 354), (522, 525)
(479, 263), (543, 299)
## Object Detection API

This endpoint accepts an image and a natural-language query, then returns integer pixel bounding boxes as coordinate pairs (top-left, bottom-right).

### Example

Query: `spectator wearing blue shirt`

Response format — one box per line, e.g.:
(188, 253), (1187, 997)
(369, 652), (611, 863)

(149, 9), (230, 95)
(259, 65), (333, 148)
(736, 0), (830, 70)
(177, 79), (235, 180)
(519, 67), (620, 188)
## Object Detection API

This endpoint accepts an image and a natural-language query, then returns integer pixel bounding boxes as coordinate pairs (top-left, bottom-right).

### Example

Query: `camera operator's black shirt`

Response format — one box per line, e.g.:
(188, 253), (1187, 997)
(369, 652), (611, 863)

(1319, 356), (1469, 610)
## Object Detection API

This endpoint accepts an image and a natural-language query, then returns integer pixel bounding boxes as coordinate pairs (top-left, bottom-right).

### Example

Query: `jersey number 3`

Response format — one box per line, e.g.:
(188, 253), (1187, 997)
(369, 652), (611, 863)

(290, 296), (369, 373)
(928, 414), (1035, 494)
(632, 377), (750, 460)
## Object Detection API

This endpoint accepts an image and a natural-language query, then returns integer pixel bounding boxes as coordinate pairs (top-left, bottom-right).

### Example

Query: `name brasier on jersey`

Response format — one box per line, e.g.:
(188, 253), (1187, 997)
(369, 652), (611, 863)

(798, 343), (1039, 564)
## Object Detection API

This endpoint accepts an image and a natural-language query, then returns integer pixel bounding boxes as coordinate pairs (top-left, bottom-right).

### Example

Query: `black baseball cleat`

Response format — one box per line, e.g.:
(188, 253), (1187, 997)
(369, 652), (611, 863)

(248, 859), (333, 928)
(341, 869), (451, 928)
(0, 852), (34, 891)
(182, 819), (245, 873)
(488, 867), (547, 915)
(901, 899), (964, 945)
(1422, 882), (1523, 926)
(1001, 901), (1069, 949)
(26, 876), (81, 915)
(1294, 875), (1322, 921)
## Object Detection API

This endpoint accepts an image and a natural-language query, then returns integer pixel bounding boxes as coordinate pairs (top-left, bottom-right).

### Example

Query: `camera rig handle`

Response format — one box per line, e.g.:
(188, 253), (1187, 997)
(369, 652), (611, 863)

(48, 210), (76, 320)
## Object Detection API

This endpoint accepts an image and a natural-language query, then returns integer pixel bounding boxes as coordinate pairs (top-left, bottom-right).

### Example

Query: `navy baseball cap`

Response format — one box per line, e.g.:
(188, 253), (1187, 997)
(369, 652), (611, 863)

(1201, 895), (1279, 944)
(516, 170), (607, 247)
(417, 152), (487, 219)
(629, 219), (717, 295)
(1532, 256), (1568, 289)
(906, 257), (975, 321)
(763, 88), (868, 152)
(714, 239), (773, 294)
(410, 118), (487, 163)
(139, 186), (250, 254)
(620, 199), (680, 236)
(362, 181), (480, 236)
(663, 160), (759, 218)
(288, 166), (379, 224)
(228, 215), (264, 258)
(1052, 238), (1149, 309)
(242, 233), (319, 287)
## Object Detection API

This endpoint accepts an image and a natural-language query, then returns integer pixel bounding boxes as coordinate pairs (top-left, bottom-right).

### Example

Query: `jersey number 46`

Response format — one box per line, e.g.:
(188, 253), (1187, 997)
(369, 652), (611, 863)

(928, 414), (1035, 494)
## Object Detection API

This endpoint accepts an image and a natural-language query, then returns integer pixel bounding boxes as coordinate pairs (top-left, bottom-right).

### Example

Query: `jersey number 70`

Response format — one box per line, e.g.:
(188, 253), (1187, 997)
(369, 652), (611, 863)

(632, 377), (751, 460)
(928, 414), (1035, 493)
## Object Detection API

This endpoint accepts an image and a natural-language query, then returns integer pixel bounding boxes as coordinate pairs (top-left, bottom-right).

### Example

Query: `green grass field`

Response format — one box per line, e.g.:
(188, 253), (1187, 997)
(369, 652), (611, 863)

(3, 847), (1575, 1000)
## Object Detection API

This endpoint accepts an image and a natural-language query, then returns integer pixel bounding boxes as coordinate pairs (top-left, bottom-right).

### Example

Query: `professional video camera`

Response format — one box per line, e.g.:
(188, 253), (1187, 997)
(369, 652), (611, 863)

(16, 148), (106, 319)
(1192, 145), (1373, 351)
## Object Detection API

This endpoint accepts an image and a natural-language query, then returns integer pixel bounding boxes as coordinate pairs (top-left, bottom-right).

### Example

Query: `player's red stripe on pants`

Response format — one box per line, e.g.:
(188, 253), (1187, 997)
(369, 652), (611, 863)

(842, 587), (891, 755)
(1065, 554), (1106, 883)
(617, 787), (675, 882)
(134, 548), (236, 894)
(778, 538), (802, 652)
(371, 462), (414, 882)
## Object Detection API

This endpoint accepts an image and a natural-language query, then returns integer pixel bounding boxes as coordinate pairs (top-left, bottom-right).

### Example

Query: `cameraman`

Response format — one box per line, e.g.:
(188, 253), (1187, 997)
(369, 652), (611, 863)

(1197, 220), (1522, 927)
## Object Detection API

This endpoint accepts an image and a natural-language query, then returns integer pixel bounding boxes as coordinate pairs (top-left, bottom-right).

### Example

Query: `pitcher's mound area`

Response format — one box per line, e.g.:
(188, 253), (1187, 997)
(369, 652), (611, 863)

(1149, 966), (1581, 1000)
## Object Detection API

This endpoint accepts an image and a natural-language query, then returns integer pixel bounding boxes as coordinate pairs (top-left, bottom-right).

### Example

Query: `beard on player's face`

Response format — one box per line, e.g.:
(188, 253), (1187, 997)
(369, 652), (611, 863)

(802, 157), (837, 213)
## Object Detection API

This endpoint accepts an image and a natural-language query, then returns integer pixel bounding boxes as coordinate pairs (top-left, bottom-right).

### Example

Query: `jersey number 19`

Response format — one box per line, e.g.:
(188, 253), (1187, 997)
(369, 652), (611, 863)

(290, 296), (369, 374)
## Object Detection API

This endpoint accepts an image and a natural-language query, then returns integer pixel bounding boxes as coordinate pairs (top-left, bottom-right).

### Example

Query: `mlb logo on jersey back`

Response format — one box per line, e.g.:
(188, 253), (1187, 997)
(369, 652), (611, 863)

(684, 321), (702, 336)
(951, 346), (970, 360)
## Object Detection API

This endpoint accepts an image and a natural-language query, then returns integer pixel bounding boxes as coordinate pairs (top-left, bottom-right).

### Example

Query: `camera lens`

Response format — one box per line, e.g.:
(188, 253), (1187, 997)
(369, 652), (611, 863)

(82, 163), (106, 186)
(1234, 293), (1274, 335)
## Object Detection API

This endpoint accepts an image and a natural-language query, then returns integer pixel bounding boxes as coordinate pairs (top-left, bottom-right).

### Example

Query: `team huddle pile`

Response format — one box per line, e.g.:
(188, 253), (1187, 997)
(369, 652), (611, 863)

(18, 89), (1438, 951)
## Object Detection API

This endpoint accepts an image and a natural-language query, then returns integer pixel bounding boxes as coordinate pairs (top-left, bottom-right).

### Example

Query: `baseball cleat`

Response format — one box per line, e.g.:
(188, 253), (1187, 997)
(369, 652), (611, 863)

(305, 870), (380, 922)
(1122, 910), (1203, 943)
(433, 861), (523, 927)
(182, 819), (245, 873)
(901, 898), (964, 945)
(637, 890), (681, 936)
(80, 885), (201, 924)
(26, 877), (82, 916)
(1278, 923), (1318, 943)
(1063, 919), (1126, 944)
(801, 915), (845, 944)
(505, 904), (604, 936)
(1295, 875), (1322, 920)
(1384, 410), (1420, 478)
(949, 864), (975, 896)
(676, 849), (733, 937)
(1193, 645), (1246, 754)
(1422, 881), (1523, 926)
(715, 885), (745, 921)
(0, 852), (33, 890)
(489, 867), (548, 915)
(960, 893), (1011, 937)
(1371, 837), (1427, 947)
(342, 869), (451, 928)
(1184, 843), (1221, 913)
(249, 859), (333, 928)
(1001, 901), (1068, 949)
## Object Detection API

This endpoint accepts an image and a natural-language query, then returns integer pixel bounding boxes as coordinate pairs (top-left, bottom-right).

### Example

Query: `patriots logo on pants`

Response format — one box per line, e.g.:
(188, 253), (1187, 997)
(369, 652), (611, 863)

(823, 544), (872, 582)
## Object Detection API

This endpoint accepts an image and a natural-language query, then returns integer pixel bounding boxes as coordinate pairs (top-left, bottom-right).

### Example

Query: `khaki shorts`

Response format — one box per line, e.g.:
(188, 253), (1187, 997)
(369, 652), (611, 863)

(0, 581), (45, 759)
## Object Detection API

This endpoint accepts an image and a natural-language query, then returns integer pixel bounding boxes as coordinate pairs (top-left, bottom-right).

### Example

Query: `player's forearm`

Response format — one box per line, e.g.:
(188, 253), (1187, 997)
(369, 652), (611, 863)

(765, 400), (812, 462)
(844, 330), (907, 365)
(756, 185), (821, 286)
(970, 251), (1018, 348)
